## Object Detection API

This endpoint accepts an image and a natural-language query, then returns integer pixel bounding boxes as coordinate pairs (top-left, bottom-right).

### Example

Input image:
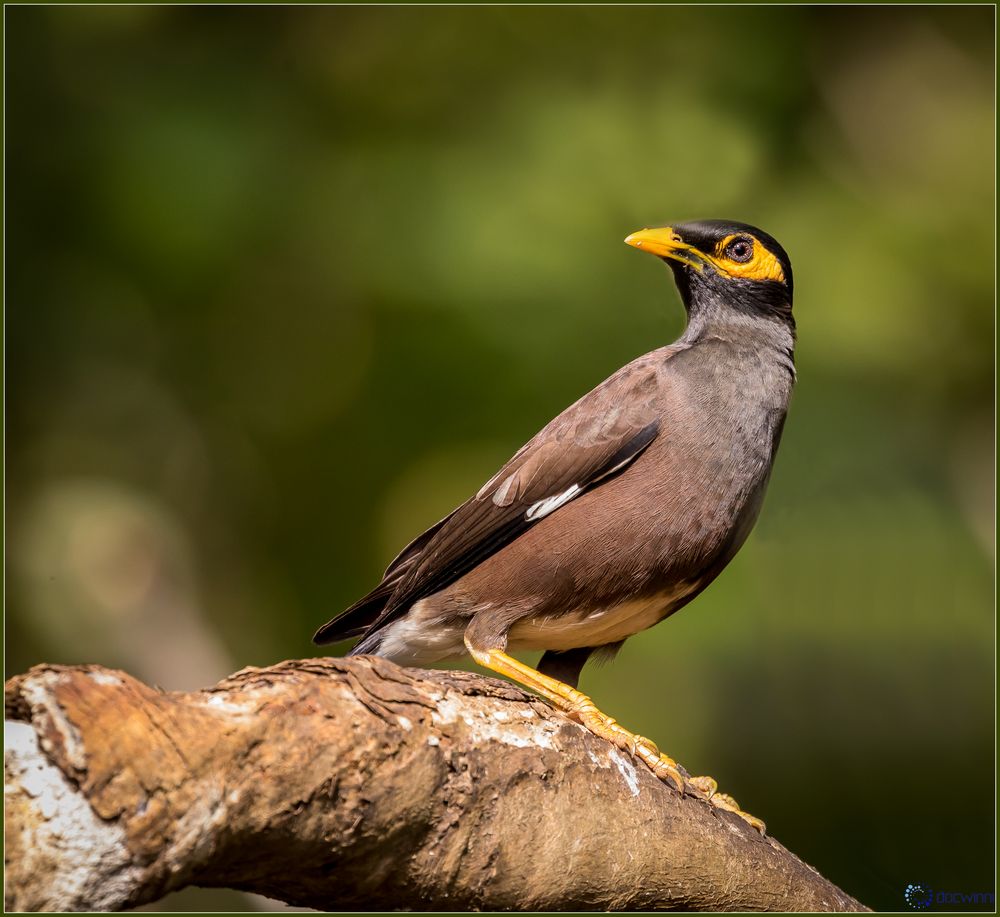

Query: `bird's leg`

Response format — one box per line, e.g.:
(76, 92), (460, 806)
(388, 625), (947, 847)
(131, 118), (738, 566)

(464, 636), (766, 833)
(465, 637), (685, 790)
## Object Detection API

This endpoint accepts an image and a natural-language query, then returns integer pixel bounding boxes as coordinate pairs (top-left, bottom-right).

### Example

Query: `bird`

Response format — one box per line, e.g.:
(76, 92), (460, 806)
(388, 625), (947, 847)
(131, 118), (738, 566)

(314, 220), (795, 832)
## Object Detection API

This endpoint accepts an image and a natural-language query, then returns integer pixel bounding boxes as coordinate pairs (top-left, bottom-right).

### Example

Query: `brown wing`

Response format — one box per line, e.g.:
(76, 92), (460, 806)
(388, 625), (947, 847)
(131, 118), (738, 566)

(314, 351), (675, 646)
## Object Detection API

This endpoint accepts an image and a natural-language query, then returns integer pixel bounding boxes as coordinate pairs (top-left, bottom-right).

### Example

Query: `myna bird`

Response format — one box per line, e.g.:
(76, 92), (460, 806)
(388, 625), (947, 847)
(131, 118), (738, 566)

(314, 220), (795, 832)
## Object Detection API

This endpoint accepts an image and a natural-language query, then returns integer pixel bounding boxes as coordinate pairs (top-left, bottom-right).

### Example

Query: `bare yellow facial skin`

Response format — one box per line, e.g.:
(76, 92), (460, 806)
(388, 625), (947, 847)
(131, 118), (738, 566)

(625, 227), (786, 285)
(713, 234), (786, 284)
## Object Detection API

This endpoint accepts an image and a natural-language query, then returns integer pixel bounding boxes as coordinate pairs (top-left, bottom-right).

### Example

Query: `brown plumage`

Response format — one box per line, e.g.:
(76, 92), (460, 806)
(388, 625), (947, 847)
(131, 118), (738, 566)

(314, 220), (794, 830)
(315, 220), (794, 689)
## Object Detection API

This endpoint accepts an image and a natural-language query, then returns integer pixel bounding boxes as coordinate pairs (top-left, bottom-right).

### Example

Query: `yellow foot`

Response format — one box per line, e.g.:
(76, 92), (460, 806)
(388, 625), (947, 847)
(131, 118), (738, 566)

(464, 640), (766, 832)
(688, 775), (766, 834)
(567, 696), (686, 792)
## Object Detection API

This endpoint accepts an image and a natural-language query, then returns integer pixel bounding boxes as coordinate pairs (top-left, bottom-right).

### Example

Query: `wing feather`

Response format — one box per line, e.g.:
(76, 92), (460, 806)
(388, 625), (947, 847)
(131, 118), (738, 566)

(314, 348), (682, 648)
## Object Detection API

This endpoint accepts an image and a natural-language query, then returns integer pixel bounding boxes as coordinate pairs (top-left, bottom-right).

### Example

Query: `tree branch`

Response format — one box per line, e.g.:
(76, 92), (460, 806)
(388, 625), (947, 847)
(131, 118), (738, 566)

(4, 657), (866, 912)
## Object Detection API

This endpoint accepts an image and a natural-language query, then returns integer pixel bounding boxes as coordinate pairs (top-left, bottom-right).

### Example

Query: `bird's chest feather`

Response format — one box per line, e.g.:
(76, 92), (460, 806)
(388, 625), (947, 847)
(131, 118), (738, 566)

(658, 354), (789, 529)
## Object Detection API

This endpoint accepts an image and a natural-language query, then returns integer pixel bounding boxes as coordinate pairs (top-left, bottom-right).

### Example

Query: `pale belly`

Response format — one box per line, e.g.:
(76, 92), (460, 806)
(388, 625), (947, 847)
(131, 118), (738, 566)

(506, 583), (699, 652)
(373, 582), (699, 665)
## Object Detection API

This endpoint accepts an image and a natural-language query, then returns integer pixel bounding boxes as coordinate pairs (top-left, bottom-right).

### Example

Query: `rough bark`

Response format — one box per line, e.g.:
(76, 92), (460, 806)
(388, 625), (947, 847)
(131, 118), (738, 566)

(4, 657), (866, 912)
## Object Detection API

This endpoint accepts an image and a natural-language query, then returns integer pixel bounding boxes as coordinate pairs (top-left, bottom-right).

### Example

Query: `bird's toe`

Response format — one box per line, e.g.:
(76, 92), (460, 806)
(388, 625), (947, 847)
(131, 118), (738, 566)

(708, 791), (767, 835)
(687, 774), (718, 799)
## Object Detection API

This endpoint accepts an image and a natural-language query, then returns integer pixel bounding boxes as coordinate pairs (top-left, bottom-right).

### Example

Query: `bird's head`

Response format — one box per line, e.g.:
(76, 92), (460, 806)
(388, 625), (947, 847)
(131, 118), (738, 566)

(625, 220), (793, 322)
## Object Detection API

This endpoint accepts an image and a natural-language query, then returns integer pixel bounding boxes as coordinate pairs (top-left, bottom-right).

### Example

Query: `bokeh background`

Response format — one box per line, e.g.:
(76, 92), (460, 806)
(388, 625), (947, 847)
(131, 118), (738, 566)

(5, 5), (994, 913)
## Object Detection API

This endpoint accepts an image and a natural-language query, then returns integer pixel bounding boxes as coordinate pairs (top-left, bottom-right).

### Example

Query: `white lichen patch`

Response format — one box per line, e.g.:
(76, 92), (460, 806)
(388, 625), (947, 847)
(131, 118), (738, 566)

(20, 674), (87, 772)
(609, 749), (641, 797)
(198, 694), (257, 716)
(397, 715), (413, 731)
(577, 740), (642, 797)
(87, 672), (124, 687)
(4, 720), (142, 910)
(432, 695), (559, 750)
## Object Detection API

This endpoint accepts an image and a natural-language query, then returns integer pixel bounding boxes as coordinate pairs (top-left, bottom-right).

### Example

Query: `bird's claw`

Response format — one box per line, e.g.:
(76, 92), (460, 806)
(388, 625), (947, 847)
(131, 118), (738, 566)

(571, 706), (686, 793)
(652, 752), (686, 794)
(688, 774), (719, 799)
(704, 788), (767, 834)
(564, 692), (762, 829)
(622, 735), (686, 794)
(631, 735), (683, 791)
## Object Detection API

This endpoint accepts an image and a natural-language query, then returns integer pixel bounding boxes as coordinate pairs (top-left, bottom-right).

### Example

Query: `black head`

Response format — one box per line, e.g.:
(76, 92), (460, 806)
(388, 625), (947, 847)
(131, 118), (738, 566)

(625, 219), (793, 322)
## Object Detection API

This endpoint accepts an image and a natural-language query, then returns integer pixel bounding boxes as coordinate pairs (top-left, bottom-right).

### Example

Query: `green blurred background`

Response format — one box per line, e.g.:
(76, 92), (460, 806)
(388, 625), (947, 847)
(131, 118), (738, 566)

(5, 5), (994, 913)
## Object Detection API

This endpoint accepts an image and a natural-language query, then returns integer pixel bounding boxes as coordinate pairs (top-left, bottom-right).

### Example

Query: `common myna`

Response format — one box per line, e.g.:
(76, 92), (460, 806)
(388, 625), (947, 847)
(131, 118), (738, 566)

(314, 220), (795, 831)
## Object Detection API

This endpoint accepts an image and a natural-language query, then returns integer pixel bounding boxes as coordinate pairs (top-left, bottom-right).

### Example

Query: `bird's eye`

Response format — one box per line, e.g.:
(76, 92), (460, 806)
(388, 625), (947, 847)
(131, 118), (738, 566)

(725, 238), (754, 262)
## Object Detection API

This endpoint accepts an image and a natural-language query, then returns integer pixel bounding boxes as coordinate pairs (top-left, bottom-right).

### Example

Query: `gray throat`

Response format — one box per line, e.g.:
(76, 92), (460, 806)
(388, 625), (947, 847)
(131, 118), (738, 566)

(680, 297), (796, 382)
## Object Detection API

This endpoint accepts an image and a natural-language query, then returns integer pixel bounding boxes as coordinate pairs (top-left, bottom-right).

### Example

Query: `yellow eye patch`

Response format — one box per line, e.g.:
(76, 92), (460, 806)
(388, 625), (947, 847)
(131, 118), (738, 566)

(712, 234), (786, 284)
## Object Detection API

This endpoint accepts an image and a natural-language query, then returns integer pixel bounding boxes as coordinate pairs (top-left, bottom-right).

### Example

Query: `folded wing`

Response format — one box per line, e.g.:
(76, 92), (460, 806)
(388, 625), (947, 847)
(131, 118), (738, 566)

(313, 355), (671, 646)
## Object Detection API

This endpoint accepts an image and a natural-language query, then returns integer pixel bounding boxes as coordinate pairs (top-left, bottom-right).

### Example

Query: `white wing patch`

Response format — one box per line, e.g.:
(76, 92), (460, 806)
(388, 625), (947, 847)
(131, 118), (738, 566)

(525, 484), (581, 521)
(491, 473), (519, 507)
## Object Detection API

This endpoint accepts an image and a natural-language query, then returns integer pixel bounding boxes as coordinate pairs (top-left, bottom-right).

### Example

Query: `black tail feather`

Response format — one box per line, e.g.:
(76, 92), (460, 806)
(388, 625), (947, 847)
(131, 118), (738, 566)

(312, 583), (394, 645)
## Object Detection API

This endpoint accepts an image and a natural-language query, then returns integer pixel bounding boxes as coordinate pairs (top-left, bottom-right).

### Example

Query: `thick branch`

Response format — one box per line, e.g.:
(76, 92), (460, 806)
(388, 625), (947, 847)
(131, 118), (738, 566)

(4, 658), (865, 912)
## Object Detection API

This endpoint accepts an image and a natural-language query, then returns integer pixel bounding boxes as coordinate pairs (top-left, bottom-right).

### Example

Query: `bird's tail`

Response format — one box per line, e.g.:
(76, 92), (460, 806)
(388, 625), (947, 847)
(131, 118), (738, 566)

(312, 581), (395, 646)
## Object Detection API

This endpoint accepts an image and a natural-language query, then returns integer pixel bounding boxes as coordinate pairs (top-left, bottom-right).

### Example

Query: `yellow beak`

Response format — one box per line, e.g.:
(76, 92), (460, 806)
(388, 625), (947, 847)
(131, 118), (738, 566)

(624, 227), (707, 272)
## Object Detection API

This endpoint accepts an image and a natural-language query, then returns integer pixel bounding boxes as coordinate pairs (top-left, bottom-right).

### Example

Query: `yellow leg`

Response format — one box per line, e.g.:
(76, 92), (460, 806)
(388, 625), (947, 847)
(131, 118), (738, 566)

(466, 638), (766, 834)
(465, 638), (686, 790)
